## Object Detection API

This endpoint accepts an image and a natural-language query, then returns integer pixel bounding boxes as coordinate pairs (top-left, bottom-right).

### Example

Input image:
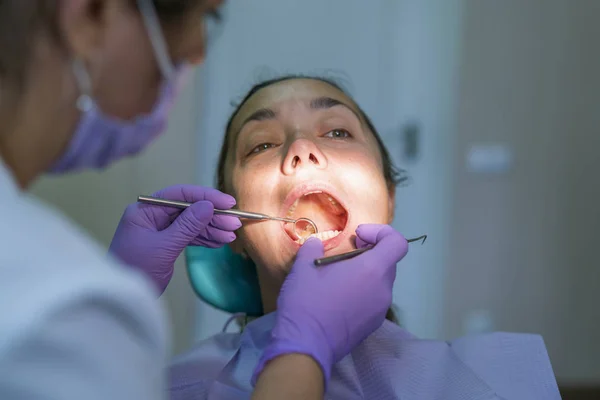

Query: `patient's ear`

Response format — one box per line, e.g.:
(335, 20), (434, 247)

(387, 186), (396, 224)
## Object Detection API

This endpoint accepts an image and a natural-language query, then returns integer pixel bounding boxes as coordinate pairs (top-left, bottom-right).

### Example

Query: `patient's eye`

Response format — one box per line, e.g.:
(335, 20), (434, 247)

(250, 143), (276, 155)
(324, 129), (352, 139)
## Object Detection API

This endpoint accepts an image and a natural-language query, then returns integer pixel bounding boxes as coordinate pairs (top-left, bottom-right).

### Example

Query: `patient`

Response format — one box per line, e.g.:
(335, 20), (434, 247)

(169, 76), (560, 399)
(218, 76), (404, 317)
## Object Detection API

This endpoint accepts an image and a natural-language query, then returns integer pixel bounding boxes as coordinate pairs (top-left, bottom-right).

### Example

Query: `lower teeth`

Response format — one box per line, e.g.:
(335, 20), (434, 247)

(296, 230), (340, 244)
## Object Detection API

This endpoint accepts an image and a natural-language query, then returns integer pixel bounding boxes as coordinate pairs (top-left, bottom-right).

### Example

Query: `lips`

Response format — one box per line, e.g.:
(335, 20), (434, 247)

(279, 182), (351, 251)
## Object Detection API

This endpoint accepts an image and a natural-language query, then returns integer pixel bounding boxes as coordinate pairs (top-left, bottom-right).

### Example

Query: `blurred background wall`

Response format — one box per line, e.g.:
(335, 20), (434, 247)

(445, 0), (600, 390)
(31, 0), (600, 396)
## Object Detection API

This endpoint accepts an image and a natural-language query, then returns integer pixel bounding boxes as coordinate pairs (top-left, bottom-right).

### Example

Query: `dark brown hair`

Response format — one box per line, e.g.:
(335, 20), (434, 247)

(216, 75), (408, 325)
(0, 0), (200, 90)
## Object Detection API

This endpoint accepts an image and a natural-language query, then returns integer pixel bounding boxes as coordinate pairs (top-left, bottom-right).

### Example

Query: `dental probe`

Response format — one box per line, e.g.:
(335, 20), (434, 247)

(313, 235), (427, 266)
(137, 195), (319, 234)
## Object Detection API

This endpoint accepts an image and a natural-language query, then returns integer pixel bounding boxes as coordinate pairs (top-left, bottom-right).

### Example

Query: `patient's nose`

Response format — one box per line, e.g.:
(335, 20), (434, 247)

(282, 139), (327, 175)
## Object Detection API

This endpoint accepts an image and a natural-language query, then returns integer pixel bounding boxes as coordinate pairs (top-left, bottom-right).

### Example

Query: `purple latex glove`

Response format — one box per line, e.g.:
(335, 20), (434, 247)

(252, 224), (409, 387)
(109, 184), (242, 294)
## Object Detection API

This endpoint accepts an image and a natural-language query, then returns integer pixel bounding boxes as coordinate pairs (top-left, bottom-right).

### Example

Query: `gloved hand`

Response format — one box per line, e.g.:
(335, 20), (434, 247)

(109, 184), (241, 294)
(252, 224), (408, 387)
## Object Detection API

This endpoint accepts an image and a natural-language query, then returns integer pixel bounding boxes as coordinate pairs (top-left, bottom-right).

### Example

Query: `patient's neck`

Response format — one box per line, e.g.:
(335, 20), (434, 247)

(256, 268), (286, 314)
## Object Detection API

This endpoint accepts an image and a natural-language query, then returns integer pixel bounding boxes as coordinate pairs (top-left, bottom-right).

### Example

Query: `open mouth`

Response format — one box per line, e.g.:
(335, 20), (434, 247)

(284, 191), (349, 245)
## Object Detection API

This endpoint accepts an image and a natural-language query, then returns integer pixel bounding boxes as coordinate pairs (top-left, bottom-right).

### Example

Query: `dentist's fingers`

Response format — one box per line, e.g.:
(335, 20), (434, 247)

(151, 185), (236, 218)
(294, 238), (325, 264)
(165, 200), (214, 241)
(355, 224), (409, 269)
(210, 214), (242, 231)
(190, 226), (236, 247)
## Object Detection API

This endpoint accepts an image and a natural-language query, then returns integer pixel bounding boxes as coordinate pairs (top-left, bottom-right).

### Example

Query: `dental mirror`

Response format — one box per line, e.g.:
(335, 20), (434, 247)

(293, 217), (319, 239)
(136, 195), (318, 237)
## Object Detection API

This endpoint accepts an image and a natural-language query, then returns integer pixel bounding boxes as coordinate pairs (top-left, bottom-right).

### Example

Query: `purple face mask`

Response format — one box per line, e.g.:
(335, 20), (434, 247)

(50, 0), (190, 173)
(49, 69), (187, 173)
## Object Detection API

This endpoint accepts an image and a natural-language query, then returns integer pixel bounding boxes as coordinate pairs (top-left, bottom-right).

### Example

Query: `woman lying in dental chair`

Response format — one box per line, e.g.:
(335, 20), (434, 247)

(169, 76), (561, 399)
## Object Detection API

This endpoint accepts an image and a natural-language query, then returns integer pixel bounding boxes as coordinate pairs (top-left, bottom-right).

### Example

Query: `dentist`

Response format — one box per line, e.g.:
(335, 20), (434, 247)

(0, 1), (408, 399)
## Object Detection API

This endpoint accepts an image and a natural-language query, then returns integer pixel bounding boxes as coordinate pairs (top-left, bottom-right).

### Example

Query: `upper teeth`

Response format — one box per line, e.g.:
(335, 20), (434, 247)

(296, 230), (340, 244)
(286, 194), (339, 218)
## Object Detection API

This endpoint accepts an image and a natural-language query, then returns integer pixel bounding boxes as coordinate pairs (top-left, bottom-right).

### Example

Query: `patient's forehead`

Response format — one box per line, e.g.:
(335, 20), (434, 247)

(228, 79), (362, 138)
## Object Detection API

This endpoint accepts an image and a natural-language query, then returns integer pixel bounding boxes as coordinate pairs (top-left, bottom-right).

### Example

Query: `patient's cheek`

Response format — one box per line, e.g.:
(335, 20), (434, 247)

(233, 173), (274, 206)
(232, 183), (252, 204)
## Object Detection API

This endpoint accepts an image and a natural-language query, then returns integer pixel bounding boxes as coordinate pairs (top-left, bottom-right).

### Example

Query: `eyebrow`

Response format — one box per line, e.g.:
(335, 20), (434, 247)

(241, 108), (277, 127)
(309, 96), (361, 121)
(237, 96), (362, 136)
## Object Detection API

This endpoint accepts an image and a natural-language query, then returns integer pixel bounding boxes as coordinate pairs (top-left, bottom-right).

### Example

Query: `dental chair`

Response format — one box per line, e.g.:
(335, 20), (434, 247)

(185, 245), (403, 325)
(185, 246), (263, 317)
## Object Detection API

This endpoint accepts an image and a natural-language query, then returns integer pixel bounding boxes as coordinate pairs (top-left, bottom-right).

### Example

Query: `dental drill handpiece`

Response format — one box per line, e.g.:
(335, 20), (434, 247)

(136, 195), (318, 233)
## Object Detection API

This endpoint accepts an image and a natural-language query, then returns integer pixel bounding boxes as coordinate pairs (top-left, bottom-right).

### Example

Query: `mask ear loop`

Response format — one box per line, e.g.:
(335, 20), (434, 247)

(71, 58), (93, 112)
(137, 0), (176, 81)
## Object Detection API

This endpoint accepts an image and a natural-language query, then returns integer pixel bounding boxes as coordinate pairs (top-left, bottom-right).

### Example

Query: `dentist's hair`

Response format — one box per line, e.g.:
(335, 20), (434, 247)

(215, 75), (408, 325)
(0, 0), (199, 91)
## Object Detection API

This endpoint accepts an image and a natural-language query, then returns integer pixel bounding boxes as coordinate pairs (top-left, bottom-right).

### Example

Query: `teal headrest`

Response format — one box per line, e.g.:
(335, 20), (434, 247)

(185, 246), (263, 317)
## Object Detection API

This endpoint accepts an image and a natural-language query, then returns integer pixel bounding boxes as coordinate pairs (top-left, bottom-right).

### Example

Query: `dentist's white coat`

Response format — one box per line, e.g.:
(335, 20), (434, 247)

(0, 159), (168, 399)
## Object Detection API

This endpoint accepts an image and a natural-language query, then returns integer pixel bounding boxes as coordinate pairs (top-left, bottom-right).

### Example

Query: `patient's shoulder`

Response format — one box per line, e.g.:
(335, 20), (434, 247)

(340, 327), (560, 400)
(448, 331), (560, 399)
(379, 320), (418, 339)
(169, 332), (241, 392)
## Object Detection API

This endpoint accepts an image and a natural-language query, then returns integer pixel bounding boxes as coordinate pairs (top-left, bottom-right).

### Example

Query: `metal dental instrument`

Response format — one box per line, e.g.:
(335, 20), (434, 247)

(313, 235), (427, 267)
(137, 195), (319, 236)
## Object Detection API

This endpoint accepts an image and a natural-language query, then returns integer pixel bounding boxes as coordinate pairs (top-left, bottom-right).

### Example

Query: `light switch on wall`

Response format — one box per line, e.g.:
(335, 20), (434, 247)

(466, 144), (513, 174)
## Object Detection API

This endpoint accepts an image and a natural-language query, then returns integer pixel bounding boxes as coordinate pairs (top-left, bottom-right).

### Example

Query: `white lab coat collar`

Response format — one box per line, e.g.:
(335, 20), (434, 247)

(0, 156), (20, 198)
